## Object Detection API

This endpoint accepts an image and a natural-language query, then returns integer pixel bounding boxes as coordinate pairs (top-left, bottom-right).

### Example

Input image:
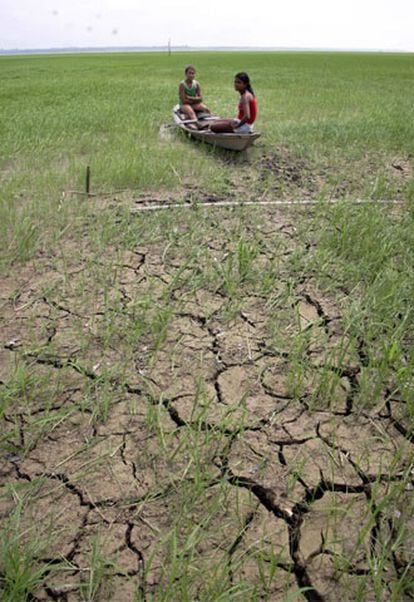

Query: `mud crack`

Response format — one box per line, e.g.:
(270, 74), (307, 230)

(125, 522), (146, 601)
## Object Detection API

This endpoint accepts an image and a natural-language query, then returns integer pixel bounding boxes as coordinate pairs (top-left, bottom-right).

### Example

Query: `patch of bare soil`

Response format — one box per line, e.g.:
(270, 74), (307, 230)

(1, 204), (413, 601)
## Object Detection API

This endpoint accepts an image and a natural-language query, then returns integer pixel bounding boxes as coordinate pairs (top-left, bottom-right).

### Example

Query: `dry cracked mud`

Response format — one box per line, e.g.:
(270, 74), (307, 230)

(1, 202), (413, 601)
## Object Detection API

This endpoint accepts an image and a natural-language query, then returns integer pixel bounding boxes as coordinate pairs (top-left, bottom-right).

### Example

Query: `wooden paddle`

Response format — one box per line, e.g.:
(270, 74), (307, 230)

(166, 116), (218, 129)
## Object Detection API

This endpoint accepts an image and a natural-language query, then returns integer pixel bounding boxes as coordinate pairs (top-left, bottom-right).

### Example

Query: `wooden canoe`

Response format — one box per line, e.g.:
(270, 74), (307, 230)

(172, 104), (261, 151)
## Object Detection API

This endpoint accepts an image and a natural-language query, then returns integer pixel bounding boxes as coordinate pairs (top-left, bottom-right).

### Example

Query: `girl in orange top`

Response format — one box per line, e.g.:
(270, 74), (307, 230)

(211, 72), (257, 134)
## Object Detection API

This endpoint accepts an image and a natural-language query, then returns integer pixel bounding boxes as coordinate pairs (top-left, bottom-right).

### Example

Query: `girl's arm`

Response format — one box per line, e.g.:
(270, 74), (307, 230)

(179, 82), (203, 105)
(237, 93), (251, 126)
(186, 84), (203, 104)
(179, 82), (188, 105)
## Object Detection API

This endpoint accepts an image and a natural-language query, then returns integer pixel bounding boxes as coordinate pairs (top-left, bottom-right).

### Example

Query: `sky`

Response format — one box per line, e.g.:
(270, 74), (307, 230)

(0, 0), (413, 52)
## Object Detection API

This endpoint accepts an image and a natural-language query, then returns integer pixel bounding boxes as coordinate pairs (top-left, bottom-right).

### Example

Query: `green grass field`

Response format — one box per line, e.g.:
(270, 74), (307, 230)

(1, 50), (414, 268)
(1, 51), (414, 601)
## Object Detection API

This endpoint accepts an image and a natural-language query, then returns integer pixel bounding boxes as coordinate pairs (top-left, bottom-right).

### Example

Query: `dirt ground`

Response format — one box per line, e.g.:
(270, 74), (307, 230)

(1, 193), (413, 601)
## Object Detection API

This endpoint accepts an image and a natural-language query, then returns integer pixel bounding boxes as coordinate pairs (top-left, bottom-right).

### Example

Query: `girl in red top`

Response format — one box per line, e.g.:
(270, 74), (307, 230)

(211, 72), (257, 134)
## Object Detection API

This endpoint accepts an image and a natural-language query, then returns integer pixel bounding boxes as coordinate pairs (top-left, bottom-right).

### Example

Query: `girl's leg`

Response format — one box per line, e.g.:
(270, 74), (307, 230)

(210, 119), (236, 133)
(192, 102), (211, 114)
(180, 104), (197, 121)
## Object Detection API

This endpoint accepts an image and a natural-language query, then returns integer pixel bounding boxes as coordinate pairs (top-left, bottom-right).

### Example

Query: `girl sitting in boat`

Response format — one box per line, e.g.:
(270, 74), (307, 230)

(178, 65), (211, 123)
(210, 72), (257, 134)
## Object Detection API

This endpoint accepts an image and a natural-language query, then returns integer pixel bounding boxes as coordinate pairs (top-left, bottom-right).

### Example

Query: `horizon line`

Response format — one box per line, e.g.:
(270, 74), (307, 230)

(1, 44), (412, 56)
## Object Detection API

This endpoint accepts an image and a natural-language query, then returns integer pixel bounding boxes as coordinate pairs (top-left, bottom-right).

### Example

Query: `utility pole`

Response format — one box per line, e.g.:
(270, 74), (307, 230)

(168, 37), (171, 56)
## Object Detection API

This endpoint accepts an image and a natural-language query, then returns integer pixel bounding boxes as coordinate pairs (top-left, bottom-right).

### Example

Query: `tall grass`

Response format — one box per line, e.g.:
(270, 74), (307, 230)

(300, 202), (414, 414)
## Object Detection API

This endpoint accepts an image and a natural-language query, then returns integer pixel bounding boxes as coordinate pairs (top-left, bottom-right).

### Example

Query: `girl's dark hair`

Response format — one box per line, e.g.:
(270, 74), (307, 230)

(235, 72), (255, 96)
(185, 65), (196, 74)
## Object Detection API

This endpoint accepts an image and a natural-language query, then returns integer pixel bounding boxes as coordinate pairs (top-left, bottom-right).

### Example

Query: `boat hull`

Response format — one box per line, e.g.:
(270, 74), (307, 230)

(172, 105), (261, 151)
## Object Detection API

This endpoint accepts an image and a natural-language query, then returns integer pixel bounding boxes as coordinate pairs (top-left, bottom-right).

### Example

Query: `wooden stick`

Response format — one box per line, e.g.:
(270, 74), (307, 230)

(130, 198), (404, 213)
(166, 116), (219, 128)
(86, 165), (91, 195)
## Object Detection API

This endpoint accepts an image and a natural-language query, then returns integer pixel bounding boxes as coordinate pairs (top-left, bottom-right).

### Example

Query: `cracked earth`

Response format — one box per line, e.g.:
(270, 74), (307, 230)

(1, 202), (413, 601)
